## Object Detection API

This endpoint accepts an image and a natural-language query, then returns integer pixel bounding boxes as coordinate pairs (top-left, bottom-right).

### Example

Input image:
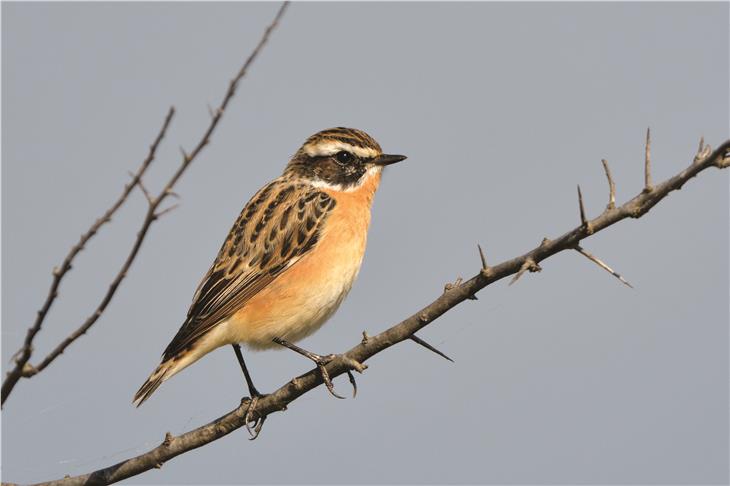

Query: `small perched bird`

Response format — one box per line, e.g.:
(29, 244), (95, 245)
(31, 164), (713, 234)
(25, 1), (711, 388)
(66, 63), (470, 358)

(133, 127), (407, 408)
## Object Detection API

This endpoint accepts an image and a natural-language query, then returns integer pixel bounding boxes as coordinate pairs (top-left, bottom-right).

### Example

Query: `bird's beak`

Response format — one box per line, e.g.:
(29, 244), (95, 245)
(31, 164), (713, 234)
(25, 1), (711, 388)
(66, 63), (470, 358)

(373, 154), (407, 166)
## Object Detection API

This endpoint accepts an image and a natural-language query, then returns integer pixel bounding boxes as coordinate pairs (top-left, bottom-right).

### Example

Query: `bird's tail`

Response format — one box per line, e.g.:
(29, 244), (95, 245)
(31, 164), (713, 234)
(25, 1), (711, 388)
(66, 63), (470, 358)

(133, 360), (171, 407)
(133, 324), (228, 406)
(133, 355), (191, 407)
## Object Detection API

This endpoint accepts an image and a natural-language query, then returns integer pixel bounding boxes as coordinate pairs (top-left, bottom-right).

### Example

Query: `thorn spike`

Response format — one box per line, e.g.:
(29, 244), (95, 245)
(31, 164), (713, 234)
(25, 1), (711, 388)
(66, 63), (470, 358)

(644, 127), (653, 191)
(575, 245), (633, 288)
(601, 159), (616, 210)
(577, 185), (588, 226)
(409, 335), (454, 363)
(477, 244), (488, 270)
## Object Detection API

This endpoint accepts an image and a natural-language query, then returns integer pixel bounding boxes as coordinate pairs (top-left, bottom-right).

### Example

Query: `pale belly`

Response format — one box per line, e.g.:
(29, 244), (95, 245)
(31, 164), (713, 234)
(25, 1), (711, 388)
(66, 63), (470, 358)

(234, 255), (362, 350)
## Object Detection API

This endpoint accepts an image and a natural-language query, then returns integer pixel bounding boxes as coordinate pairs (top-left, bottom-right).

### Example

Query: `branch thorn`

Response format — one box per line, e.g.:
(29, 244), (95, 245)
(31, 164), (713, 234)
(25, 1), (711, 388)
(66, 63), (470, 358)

(694, 136), (711, 164)
(443, 277), (463, 293)
(601, 159), (616, 210)
(179, 146), (190, 162)
(644, 127), (653, 192)
(509, 258), (541, 285)
(577, 185), (592, 233)
(477, 243), (491, 278)
(574, 245), (633, 288)
(409, 334), (454, 363)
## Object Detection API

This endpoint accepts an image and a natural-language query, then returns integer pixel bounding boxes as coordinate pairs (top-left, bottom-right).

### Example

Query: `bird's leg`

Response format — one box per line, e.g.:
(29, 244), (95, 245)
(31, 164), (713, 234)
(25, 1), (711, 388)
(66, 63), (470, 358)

(232, 343), (261, 398)
(231, 344), (266, 439)
(272, 337), (362, 399)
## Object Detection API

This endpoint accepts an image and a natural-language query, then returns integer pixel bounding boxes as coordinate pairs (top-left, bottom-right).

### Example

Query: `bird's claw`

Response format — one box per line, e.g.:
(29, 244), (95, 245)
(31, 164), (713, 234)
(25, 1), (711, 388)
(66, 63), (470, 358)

(272, 338), (365, 399)
(313, 353), (365, 399)
(242, 395), (267, 440)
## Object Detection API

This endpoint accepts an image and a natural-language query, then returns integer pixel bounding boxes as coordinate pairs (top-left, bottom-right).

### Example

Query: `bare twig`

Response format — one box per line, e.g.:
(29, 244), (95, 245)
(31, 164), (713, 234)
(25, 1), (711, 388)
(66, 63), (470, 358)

(601, 159), (616, 210)
(154, 204), (181, 219)
(574, 245), (633, 288)
(1, 1), (290, 406)
(21, 137), (730, 486)
(1, 107), (175, 406)
(644, 127), (653, 191)
(135, 176), (155, 205)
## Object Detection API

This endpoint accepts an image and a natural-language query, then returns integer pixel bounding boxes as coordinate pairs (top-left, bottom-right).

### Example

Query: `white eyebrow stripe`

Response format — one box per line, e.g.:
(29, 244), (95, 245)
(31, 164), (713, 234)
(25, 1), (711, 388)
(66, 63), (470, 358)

(303, 141), (379, 159)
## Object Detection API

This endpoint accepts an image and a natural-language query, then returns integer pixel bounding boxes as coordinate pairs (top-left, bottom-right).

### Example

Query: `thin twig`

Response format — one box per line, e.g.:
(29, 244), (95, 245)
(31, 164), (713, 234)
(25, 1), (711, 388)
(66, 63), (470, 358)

(1, 107), (175, 406)
(154, 204), (181, 219)
(135, 176), (155, 205)
(574, 245), (633, 288)
(31, 0), (289, 380)
(601, 159), (616, 210)
(21, 137), (730, 486)
(1, 1), (290, 406)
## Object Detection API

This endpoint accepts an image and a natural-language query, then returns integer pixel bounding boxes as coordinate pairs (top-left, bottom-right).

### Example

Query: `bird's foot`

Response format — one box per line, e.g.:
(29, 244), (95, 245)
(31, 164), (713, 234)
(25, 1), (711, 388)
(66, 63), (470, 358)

(312, 353), (366, 399)
(241, 393), (267, 440)
(273, 337), (366, 399)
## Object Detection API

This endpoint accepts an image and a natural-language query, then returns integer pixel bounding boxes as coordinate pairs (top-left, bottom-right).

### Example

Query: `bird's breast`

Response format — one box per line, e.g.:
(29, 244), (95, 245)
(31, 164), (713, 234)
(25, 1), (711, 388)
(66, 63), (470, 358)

(229, 172), (381, 349)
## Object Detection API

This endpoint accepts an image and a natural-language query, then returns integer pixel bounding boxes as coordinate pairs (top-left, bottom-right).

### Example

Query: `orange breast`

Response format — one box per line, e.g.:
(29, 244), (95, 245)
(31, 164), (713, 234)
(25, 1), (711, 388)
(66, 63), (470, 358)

(227, 171), (382, 349)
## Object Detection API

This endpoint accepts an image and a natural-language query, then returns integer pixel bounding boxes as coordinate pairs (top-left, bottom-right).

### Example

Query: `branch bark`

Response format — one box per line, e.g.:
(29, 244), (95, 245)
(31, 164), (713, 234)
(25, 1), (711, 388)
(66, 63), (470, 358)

(23, 137), (729, 486)
(0, 0), (290, 407)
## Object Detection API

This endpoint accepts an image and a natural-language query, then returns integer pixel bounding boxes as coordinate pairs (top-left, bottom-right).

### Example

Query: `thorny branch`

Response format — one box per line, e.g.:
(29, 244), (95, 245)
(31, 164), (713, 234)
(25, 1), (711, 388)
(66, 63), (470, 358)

(22, 137), (730, 486)
(1, 107), (175, 406)
(1, 1), (290, 407)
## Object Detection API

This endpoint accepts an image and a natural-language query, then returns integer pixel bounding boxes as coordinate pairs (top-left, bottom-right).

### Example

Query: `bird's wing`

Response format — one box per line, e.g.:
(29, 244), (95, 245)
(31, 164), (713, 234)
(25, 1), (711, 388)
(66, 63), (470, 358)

(162, 179), (336, 361)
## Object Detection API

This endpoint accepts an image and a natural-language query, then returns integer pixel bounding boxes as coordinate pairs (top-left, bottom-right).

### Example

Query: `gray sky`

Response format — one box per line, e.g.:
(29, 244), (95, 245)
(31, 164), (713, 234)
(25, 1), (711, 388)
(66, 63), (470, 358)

(2, 2), (728, 484)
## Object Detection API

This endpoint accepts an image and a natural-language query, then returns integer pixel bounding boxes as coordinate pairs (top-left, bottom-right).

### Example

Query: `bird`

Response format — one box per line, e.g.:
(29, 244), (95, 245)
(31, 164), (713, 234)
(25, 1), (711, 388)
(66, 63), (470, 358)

(133, 127), (409, 411)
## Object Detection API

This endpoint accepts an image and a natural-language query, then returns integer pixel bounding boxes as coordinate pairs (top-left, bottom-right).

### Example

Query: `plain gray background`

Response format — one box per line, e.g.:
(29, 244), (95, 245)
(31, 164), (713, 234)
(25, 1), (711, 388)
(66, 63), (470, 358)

(2, 2), (728, 484)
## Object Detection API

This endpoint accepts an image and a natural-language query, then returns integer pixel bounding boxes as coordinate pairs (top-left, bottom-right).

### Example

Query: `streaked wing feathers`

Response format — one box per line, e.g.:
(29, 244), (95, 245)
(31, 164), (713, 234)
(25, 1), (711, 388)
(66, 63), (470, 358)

(162, 179), (336, 361)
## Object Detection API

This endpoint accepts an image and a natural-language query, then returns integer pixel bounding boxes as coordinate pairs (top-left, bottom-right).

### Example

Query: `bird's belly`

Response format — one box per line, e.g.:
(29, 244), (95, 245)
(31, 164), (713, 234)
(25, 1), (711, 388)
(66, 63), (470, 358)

(227, 206), (369, 350)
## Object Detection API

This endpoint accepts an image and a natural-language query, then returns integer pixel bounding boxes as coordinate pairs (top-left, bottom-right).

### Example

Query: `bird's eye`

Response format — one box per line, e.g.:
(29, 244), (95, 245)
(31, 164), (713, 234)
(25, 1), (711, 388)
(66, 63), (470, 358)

(335, 151), (353, 165)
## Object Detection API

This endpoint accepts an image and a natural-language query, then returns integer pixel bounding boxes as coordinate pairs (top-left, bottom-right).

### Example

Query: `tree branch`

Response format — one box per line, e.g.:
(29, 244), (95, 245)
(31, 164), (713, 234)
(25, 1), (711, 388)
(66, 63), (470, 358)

(24, 137), (729, 486)
(1, 107), (175, 406)
(1, 0), (290, 407)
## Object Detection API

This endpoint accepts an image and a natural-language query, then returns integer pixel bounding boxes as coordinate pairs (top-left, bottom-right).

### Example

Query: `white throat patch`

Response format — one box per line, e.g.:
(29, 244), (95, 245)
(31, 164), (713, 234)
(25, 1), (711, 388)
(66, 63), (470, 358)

(310, 165), (382, 192)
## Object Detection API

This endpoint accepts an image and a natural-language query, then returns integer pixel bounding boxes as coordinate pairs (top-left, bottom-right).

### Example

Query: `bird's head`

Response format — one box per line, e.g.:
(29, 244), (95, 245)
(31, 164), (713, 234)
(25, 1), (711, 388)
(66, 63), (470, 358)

(285, 127), (406, 191)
